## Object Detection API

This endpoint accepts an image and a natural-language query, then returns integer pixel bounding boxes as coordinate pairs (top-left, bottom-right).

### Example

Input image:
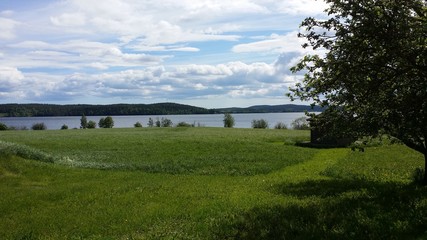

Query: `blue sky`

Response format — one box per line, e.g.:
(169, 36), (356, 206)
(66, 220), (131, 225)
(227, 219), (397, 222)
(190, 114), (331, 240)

(0, 0), (327, 108)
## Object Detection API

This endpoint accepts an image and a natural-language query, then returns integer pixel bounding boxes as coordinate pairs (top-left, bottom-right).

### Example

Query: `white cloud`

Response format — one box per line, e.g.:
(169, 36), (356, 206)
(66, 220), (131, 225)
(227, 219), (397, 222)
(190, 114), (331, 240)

(9, 55), (297, 102)
(0, 67), (27, 95)
(5, 40), (167, 70)
(0, 17), (19, 39)
(0, 66), (24, 83)
(0, 0), (327, 106)
(232, 31), (305, 54)
(276, 0), (329, 15)
(50, 12), (86, 27)
(1, 10), (14, 17)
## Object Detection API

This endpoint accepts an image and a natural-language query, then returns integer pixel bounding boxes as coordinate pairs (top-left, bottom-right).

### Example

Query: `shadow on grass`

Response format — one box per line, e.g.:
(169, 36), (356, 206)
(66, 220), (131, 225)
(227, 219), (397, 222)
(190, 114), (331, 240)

(214, 179), (427, 240)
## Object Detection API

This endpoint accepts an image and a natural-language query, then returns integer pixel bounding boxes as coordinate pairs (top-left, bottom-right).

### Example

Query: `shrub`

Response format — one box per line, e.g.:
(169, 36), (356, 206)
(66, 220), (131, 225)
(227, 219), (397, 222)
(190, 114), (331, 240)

(274, 122), (288, 129)
(161, 118), (173, 127)
(32, 122), (47, 130)
(99, 116), (114, 128)
(223, 113), (235, 128)
(134, 121), (143, 128)
(291, 117), (310, 130)
(152, 117), (173, 127)
(176, 121), (192, 127)
(61, 124), (68, 130)
(252, 119), (269, 129)
(0, 122), (8, 131)
(87, 120), (97, 129)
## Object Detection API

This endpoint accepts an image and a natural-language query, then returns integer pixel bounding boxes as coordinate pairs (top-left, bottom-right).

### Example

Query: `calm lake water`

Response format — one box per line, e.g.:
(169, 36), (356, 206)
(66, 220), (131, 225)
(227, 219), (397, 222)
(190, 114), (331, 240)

(0, 112), (310, 130)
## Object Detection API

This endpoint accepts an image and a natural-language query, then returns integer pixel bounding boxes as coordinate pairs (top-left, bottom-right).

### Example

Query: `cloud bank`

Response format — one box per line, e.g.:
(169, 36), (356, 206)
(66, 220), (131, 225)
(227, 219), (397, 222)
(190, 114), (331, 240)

(0, 0), (327, 107)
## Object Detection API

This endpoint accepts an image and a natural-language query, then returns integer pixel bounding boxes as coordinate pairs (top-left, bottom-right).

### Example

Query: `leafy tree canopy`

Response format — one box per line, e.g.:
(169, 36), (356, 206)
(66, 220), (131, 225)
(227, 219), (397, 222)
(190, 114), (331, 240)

(289, 0), (426, 182)
(99, 116), (114, 128)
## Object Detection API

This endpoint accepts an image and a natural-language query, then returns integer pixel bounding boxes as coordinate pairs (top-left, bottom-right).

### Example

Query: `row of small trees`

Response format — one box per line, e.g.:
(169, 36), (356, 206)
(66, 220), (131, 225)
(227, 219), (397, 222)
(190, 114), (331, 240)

(0, 114), (310, 130)
(135, 117), (202, 128)
(80, 115), (114, 129)
(223, 113), (309, 130)
(0, 122), (47, 131)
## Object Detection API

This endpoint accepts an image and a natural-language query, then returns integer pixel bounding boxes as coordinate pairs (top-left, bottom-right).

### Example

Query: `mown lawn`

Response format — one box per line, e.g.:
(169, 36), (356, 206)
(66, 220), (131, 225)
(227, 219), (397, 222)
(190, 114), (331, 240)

(0, 127), (426, 239)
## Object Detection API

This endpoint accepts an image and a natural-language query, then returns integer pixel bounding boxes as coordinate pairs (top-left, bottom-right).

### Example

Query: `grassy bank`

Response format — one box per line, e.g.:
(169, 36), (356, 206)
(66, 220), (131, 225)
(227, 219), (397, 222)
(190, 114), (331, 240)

(0, 128), (426, 239)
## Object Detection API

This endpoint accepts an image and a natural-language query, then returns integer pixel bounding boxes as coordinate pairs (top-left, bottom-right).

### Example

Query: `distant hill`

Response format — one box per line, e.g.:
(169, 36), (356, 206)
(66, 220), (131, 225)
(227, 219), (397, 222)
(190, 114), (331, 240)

(213, 104), (324, 113)
(0, 103), (323, 117)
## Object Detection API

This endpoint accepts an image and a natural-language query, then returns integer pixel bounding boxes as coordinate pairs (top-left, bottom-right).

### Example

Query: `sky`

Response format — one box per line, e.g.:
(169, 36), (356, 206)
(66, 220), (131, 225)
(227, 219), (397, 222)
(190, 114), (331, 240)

(0, 0), (328, 108)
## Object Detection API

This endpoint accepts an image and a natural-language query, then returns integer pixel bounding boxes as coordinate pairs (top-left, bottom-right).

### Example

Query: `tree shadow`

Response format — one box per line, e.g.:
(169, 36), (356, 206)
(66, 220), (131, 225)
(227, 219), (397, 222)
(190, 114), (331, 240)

(214, 179), (427, 240)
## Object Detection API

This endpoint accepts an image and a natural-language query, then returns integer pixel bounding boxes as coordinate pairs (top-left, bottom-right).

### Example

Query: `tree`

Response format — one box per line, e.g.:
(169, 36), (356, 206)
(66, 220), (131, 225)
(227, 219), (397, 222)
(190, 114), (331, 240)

(99, 116), (114, 128)
(223, 113), (235, 128)
(0, 122), (8, 131)
(80, 114), (88, 129)
(161, 117), (173, 127)
(155, 118), (161, 127)
(87, 120), (97, 129)
(147, 118), (154, 127)
(252, 119), (269, 129)
(291, 117), (310, 130)
(289, 0), (427, 183)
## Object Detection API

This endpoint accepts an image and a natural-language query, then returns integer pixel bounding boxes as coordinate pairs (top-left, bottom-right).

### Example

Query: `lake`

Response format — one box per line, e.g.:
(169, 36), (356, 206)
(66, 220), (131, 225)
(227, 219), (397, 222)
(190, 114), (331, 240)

(0, 112), (310, 130)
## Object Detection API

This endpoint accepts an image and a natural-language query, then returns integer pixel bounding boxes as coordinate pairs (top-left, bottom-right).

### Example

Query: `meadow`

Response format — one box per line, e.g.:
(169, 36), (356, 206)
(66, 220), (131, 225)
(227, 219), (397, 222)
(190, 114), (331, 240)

(0, 127), (426, 239)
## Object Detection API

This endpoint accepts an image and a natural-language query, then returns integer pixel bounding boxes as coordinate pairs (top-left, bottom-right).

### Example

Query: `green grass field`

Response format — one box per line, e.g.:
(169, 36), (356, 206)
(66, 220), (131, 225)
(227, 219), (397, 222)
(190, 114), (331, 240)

(0, 127), (426, 239)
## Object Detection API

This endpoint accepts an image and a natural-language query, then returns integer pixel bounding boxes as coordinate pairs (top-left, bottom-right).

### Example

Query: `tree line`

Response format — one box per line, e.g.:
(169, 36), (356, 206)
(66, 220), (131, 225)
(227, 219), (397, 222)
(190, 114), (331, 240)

(0, 103), (213, 117)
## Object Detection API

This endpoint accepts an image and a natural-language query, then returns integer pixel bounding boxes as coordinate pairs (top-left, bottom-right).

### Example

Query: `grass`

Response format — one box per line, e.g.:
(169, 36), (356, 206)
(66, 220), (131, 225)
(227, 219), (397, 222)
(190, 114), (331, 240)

(0, 128), (312, 175)
(0, 127), (426, 239)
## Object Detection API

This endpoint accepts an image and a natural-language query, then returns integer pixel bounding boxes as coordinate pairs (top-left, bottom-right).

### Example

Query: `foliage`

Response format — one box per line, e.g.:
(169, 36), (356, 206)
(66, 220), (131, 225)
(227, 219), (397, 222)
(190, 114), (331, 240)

(274, 122), (288, 130)
(252, 119), (269, 129)
(134, 121), (143, 128)
(289, 0), (427, 182)
(87, 120), (96, 129)
(412, 167), (425, 185)
(155, 118), (161, 127)
(0, 103), (324, 117)
(223, 113), (235, 128)
(80, 114), (87, 129)
(0, 123), (7, 131)
(291, 117), (310, 130)
(0, 103), (213, 117)
(98, 116), (114, 128)
(60, 124), (68, 130)
(147, 117), (154, 127)
(161, 117), (173, 127)
(31, 123), (46, 130)
(176, 121), (193, 127)
(152, 117), (173, 127)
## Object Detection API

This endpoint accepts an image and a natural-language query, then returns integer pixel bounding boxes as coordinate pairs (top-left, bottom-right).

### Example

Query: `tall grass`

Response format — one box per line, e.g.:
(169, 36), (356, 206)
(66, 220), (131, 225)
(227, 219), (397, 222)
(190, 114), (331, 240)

(0, 128), (312, 175)
(0, 141), (55, 163)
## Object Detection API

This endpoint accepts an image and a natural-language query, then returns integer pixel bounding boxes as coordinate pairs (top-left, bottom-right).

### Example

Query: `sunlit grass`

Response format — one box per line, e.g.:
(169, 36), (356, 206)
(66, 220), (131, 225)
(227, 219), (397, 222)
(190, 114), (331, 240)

(0, 127), (426, 239)
(0, 128), (312, 175)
